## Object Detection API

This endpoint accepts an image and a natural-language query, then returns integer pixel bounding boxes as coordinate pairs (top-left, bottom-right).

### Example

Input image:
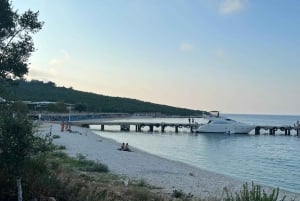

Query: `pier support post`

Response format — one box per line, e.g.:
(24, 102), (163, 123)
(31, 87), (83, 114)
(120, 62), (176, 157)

(175, 126), (178, 133)
(269, 128), (276, 135)
(120, 124), (130, 131)
(255, 127), (260, 135)
(101, 125), (104, 131)
(297, 129), (300, 136)
(149, 125), (153, 132)
(190, 126), (193, 133)
(161, 125), (165, 133)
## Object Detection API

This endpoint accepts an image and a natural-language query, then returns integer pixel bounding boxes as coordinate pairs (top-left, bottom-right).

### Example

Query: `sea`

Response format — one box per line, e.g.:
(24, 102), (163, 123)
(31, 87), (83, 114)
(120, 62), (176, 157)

(91, 114), (300, 194)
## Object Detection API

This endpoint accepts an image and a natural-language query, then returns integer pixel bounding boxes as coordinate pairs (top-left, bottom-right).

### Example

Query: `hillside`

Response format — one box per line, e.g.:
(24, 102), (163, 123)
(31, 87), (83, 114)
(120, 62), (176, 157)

(1, 80), (205, 116)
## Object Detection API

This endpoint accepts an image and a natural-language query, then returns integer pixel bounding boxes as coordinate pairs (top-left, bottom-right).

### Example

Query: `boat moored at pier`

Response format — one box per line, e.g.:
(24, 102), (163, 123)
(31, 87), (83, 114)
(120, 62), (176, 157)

(195, 111), (255, 134)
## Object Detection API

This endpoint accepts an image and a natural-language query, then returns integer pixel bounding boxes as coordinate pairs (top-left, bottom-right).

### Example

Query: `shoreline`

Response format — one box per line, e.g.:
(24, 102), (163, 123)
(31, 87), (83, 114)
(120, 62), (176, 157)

(38, 123), (300, 199)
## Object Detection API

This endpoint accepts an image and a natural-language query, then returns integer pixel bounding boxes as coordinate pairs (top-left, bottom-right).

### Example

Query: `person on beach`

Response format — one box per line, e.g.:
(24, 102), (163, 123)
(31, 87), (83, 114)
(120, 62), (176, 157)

(67, 123), (72, 132)
(61, 121), (65, 132)
(124, 143), (131, 152)
(65, 122), (69, 132)
(188, 118), (191, 123)
(118, 142), (125, 151)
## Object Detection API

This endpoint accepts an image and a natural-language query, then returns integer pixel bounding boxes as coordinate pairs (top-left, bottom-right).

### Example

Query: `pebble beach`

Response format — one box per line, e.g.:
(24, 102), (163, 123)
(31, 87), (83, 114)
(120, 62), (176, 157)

(38, 123), (300, 200)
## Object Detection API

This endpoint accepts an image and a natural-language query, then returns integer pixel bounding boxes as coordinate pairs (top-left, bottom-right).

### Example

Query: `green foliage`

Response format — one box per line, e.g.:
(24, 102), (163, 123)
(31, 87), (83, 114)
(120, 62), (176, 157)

(0, 0), (43, 81)
(0, 107), (35, 176)
(2, 79), (205, 115)
(47, 102), (67, 112)
(172, 189), (194, 200)
(172, 189), (185, 198)
(0, 106), (52, 175)
(56, 145), (66, 150)
(136, 179), (147, 187)
(52, 151), (109, 173)
(78, 160), (109, 173)
(126, 186), (164, 201)
(11, 101), (29, 114)
(224, 182), (285, 201)
(75, 103), (88, 112)
(76, 153), (86, 160)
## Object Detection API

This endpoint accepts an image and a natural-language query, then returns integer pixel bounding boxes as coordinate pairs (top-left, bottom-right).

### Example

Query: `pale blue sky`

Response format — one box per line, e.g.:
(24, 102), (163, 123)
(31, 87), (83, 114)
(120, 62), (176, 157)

(13, 0), (300, 114)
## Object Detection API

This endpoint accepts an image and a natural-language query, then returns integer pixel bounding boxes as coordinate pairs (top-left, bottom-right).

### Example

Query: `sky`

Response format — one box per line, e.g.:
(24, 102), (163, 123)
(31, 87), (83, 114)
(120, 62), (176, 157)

(13, 0), (300, 115)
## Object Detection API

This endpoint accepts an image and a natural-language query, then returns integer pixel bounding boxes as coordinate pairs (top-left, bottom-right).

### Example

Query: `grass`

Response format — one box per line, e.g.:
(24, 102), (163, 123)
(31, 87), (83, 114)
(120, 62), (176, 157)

(50, 151), (108, 173)
(224, 182), (286, 201)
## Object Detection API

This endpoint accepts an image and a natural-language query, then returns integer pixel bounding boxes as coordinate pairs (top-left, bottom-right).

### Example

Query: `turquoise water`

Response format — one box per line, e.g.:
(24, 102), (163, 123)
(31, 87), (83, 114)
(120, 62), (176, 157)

(91, 114), (300, 194)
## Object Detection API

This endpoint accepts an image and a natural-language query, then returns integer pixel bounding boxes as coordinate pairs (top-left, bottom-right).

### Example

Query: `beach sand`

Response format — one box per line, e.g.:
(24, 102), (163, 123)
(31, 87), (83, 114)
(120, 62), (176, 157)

(37, 123), (300, 200)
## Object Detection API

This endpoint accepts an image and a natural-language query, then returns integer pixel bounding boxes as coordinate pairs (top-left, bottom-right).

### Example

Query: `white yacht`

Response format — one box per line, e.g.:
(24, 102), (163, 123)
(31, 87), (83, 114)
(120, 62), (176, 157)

(195, 111), (255, 134)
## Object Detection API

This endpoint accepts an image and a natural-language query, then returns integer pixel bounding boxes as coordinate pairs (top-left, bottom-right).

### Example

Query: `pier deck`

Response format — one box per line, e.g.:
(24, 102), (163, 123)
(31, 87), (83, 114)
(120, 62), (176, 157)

(71, 121), (199, 133)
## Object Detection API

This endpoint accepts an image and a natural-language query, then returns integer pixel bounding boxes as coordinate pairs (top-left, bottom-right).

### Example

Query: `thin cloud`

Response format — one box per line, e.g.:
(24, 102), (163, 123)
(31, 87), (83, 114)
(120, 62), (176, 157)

(180, 42), (194, 52)
(49, 49), (71, 65)
(27, 49), (72, 81)
(26, 65), (57, 81)
(219, 0), (246, 15)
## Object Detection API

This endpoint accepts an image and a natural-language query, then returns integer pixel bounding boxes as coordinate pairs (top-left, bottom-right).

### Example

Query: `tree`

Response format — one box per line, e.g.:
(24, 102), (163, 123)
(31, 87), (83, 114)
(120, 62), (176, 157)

(11, 100), (29, 114)
(47, 102), (67, 113)
(75, 103), (87, 112)
(0, 105), (52, 201)
(0, 1), (43, 200)
(0, 107), (34, 201)
(0, 0), (43, 82)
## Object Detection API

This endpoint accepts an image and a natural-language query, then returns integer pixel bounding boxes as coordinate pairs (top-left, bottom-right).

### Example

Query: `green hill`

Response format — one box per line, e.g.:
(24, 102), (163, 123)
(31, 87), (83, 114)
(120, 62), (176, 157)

(1, 80), (204, 116)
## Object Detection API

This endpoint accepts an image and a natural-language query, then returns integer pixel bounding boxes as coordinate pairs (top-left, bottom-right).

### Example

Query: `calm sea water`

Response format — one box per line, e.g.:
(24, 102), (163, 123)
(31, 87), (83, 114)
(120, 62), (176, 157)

(91, 114), (300, 194)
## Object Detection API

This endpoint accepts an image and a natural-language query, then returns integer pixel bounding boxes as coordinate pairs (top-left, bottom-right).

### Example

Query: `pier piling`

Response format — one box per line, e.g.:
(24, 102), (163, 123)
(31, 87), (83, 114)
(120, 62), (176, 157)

(255, 127), (260, 135)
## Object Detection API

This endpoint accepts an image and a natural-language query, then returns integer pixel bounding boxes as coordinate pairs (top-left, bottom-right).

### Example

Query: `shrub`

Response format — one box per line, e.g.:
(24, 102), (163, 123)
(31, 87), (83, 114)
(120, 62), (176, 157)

(78, 160), (109, 173)
(172, 189), (185, 198)
(126, 187), (164, 201)
(52, 134), (60, 139)
(57, 145), (66, 150)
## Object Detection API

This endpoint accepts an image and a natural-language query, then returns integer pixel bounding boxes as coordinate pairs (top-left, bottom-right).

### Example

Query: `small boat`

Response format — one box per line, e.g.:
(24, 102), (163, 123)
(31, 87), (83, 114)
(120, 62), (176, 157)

(195, 111), (254, 134)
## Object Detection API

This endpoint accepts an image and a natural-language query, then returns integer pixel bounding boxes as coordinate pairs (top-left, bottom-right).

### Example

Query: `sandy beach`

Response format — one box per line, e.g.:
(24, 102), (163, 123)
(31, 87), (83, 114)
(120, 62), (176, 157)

(37, 123), (300, 200)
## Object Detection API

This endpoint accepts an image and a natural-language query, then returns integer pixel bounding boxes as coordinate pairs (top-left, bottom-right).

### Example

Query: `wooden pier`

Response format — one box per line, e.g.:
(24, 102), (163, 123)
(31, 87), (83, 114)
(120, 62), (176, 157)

(71, 121), (300, 136)
(71, 121), (199, 133)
